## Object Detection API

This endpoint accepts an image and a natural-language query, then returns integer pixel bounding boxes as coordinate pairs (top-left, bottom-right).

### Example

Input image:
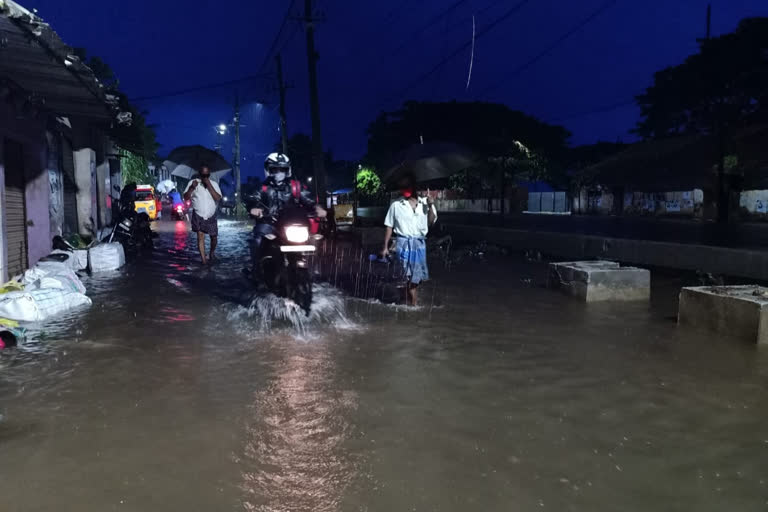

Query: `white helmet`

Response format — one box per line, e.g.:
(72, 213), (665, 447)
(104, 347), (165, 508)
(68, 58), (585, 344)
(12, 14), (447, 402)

(264, 152), (291, 179)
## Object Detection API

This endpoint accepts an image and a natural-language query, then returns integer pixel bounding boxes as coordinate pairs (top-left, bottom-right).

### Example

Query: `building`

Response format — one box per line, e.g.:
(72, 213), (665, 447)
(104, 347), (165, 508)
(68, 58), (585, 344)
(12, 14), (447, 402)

(575, 130), (768, 220)
(0, 0), (126, 280)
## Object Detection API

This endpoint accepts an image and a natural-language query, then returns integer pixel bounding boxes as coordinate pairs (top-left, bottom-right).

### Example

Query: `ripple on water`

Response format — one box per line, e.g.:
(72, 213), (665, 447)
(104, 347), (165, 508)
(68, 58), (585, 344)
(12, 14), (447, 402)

(224, 283), (359, 339)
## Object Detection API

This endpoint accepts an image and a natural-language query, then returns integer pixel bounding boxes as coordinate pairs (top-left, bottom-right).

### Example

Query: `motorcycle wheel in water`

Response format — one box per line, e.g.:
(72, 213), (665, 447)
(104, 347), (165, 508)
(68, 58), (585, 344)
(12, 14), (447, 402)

(258, 205), (318, 315)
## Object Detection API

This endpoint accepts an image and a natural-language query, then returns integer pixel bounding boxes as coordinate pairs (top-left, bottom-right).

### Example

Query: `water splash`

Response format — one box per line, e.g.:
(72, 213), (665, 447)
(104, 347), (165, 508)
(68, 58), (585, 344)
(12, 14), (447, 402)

(226, 283), (356, 338)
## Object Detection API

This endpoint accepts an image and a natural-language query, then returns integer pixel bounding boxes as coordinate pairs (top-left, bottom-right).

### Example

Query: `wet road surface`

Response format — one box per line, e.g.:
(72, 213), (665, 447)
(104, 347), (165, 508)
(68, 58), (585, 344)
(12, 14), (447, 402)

(1, 219), (768, 511)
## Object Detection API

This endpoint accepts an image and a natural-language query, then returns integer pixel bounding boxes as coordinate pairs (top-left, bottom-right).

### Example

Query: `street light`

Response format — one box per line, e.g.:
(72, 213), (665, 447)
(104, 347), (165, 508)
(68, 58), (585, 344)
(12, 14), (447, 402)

(216, 124), (227, 135)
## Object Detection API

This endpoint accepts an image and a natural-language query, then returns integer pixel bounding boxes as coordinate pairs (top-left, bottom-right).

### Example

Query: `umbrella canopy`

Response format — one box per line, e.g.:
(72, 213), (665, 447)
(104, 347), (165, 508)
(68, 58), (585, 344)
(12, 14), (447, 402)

(382, 142), (476, 186)
(165, 145), (232, 180)
(167, 163), (231, 181)
(156, 179), (176, 194)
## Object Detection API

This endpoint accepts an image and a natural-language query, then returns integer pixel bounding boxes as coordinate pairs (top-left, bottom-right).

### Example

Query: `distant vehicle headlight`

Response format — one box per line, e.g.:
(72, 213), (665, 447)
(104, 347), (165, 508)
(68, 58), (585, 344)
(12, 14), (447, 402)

(285, 225), (309, 243)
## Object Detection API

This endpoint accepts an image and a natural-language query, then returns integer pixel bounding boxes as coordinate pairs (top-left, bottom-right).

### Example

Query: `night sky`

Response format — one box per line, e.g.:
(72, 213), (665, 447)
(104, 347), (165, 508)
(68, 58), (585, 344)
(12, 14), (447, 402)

(27, 0), (768, 181)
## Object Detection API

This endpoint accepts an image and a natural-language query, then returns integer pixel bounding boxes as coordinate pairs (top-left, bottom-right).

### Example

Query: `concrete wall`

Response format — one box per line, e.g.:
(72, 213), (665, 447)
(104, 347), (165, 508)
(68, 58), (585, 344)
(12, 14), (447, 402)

(24, 146), (51, 268)
(527, 192), (569, 213)
(96, 159), (110, 228)
(74, 147), (96, 236)
(438, 198), (511, 213)
(572, 188), (704, 217)
(572, 189), (614, 215)
(739, 190), (768, 220)
(0, 136), (6, 282)
(47, 131), (65, 239)
(443, 222), (768, 281)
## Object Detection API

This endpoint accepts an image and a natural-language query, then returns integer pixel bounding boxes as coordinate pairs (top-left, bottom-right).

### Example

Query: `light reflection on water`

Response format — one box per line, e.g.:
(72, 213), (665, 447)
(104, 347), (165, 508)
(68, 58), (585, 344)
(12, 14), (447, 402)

(238, 341), (358, 512)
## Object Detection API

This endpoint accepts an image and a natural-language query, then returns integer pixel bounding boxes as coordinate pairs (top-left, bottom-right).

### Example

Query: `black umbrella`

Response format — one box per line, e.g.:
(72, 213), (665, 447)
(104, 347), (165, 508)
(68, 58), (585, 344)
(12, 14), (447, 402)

(164, 145), (232, 180)
(381, 142), (476, 186)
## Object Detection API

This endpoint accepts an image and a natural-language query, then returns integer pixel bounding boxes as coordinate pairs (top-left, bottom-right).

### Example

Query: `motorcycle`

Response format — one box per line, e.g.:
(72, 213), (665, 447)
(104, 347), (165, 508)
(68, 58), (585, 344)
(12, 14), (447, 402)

(106, 199), (154, 255)
(257, 204), (320, 314)
(171, 200), (190, 221)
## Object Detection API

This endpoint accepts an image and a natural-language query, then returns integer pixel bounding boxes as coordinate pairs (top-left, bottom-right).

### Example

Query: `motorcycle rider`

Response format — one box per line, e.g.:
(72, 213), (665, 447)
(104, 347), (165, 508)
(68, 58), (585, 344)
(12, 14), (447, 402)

(247, 152), (326, 277)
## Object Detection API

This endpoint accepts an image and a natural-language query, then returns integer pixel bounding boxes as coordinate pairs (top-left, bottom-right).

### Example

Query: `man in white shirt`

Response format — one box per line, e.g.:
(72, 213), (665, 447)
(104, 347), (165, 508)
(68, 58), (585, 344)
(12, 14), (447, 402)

(381, 181), (437, 306)
(184, 165), (222, 265)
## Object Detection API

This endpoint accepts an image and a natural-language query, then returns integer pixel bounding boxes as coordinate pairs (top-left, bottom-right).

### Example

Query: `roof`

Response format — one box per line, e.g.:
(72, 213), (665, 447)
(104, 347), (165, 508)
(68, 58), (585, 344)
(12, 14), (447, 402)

(581, 135), (719, 191)
(582, 126), (768, 192)
(0, 0), (116, 120)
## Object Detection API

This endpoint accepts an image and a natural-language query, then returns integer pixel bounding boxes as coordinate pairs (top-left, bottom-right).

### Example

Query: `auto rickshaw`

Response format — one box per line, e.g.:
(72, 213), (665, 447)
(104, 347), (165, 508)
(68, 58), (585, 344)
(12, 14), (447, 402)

(134, 185), (160, 220)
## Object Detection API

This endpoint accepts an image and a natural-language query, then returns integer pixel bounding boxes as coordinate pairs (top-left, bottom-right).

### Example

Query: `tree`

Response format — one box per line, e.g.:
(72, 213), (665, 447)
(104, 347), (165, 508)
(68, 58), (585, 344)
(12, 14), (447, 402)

(75, 48), (160, 164)
(365, 101), (571, 210)
(365, 101), (571, 177)
(120, 149), (152, 186)
(356, 168), (382, 196)
(634, 17), (768, 221)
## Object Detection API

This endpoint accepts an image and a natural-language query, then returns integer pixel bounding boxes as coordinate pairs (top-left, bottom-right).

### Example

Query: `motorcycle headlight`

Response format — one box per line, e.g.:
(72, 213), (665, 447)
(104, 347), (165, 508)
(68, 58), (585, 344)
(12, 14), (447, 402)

(285, 225), (309, 243)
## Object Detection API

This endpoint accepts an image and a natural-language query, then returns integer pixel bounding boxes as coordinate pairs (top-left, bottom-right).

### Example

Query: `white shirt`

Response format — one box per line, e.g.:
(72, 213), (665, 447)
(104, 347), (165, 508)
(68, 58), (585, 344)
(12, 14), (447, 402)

(384, 196), (437, 238)
(184, 178), (221, 220)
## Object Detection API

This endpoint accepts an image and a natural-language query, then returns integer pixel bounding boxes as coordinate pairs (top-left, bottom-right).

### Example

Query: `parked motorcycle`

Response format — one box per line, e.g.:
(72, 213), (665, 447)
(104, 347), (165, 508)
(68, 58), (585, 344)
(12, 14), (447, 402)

(105, 199), (154, 255)
(257, 204), (320, 314)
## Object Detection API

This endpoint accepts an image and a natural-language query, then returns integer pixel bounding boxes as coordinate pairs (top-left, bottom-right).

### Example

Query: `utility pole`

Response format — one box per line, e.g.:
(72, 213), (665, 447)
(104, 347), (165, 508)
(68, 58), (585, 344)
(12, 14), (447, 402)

(303, 0), (327, 206)
(694, 3), (727, 222)
(706, 3), (711, 39)
(233, 91), (241, 203)
(276, 53), (289, 154)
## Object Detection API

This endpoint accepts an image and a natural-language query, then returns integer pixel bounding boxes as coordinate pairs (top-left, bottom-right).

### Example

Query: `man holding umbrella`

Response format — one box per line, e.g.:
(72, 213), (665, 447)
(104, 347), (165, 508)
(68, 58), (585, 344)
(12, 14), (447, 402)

(379, 142), (471, 306)
(184, 165), (222, 265)
(381, 175), (437, 306)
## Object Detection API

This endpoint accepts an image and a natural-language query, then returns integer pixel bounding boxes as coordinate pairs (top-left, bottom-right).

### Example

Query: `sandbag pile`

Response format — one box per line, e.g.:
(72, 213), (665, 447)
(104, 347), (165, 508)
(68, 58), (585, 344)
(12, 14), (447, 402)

(88, 242), (125, 273)
(0, 261), (91, 322)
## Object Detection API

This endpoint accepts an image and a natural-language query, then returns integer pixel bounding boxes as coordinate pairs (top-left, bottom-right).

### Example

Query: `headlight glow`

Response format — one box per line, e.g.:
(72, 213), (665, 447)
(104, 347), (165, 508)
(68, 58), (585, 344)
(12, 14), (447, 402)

(285, 225), (309, 243)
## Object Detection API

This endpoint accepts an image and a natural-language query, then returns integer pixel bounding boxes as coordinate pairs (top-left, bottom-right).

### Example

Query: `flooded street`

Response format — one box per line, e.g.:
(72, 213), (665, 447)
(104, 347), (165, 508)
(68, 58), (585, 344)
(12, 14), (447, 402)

(1, 219), (768, 511)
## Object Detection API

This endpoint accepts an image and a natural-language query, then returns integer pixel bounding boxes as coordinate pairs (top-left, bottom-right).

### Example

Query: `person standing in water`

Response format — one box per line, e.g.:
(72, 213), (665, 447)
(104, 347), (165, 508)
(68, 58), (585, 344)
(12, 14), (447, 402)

(381, 177), (437, 306)
(184, 165), (222, 265)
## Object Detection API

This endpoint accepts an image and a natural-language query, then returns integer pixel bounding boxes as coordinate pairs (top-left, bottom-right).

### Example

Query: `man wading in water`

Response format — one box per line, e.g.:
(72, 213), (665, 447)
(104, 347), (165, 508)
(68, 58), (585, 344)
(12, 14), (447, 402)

(184, 165), (222, 265)
(381, 177), (437, 306)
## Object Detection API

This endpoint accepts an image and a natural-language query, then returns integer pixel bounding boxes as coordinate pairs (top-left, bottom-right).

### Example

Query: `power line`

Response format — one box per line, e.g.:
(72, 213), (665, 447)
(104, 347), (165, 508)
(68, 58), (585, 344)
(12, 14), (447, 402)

(378, 0), (534, 109)
(478, 0), (619, 98)
(444, 0), (507, 34)
(392, 0), (473, 55)
(258, 0), (298, 75)
(131, 74), (273, 102)
(273, 23), (301, 61)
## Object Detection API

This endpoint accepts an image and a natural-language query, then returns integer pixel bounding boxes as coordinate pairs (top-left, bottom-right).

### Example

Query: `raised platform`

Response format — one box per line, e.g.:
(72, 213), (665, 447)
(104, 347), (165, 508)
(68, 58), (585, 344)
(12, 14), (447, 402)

(678, 286), (768, 344)
(548, 261), (651, 302)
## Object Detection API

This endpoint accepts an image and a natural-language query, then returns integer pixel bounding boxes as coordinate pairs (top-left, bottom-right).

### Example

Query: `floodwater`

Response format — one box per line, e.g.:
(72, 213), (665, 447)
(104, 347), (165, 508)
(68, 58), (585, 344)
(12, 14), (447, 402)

(1, 219), (768, 511)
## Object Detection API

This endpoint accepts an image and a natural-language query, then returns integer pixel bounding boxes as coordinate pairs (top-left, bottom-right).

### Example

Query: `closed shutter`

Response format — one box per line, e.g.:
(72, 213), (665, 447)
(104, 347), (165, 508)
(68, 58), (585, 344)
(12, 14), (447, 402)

(4, 139), (28, 277)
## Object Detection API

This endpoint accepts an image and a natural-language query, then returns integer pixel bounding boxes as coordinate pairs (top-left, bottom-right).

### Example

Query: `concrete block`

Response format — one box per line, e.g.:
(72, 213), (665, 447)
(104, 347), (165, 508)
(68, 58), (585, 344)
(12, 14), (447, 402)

(678, 286), (768, 344)
(548, 260), (650, 302)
